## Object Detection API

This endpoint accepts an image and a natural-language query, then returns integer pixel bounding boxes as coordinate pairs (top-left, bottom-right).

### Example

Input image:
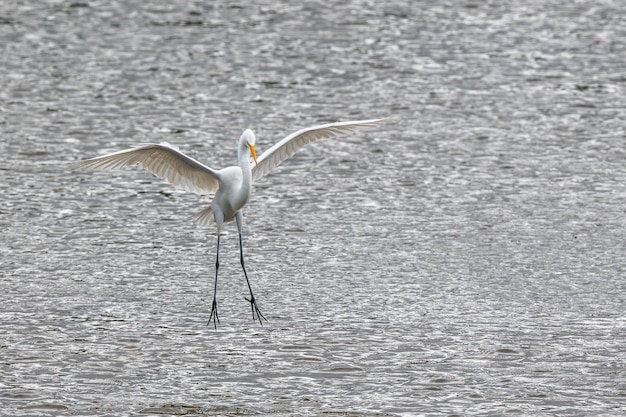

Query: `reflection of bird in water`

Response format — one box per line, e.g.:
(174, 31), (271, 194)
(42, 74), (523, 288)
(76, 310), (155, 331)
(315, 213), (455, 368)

(76, 119), (385, 327)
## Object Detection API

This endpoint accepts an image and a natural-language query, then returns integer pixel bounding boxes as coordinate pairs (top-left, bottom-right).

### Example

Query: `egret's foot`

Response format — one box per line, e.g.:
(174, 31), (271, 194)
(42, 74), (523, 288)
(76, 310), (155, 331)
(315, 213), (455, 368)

(207, 298), (220, 329)
(244, 296), (267, 325)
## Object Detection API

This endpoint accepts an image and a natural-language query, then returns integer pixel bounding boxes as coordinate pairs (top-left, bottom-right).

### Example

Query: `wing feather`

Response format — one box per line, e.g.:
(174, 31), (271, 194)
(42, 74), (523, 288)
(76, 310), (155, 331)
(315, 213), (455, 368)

(75, 142), (220, 195)
(251, 119), (385, 182)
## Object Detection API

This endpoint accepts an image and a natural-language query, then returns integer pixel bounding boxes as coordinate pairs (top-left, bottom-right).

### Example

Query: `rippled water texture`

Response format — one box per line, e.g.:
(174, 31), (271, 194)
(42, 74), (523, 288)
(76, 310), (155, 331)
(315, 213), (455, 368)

(1, 1), (626, 416)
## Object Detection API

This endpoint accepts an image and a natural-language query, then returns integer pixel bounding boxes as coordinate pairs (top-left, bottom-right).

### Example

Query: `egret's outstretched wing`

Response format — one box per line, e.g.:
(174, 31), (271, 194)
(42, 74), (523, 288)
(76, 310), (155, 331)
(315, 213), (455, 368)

(251, 118), (386, 182)
(75, 142), (220, 195)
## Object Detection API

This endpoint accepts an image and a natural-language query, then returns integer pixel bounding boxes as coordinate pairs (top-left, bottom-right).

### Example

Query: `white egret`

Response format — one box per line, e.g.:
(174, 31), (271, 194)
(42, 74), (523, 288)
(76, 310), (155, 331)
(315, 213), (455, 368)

(76, 119), (385, 327)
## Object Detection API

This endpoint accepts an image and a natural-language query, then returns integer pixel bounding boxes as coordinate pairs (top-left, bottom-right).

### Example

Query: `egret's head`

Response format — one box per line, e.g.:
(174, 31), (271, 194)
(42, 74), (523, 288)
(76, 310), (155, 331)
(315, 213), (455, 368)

(241, 129), (258, 165)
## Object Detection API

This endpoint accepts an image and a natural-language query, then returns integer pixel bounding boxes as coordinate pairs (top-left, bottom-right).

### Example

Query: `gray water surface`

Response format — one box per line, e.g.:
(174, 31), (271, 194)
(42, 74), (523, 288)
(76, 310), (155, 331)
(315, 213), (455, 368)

(1, 1), (626, 416)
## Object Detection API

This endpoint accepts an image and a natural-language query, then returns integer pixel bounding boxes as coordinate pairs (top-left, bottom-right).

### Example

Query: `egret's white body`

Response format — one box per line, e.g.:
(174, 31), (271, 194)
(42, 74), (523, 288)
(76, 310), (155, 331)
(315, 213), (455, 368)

(77, 119), (384, 327)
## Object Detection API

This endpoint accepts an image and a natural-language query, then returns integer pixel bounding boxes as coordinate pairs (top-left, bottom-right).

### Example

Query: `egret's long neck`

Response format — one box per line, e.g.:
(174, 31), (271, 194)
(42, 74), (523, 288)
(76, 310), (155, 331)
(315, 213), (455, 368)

(238, 141), (253, 191)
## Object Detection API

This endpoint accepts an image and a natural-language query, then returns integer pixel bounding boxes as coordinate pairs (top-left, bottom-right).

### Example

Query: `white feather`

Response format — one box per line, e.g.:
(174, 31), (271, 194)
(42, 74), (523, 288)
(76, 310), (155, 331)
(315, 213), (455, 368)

(251, 119), (386, 182)
(75, 142), (220, 195)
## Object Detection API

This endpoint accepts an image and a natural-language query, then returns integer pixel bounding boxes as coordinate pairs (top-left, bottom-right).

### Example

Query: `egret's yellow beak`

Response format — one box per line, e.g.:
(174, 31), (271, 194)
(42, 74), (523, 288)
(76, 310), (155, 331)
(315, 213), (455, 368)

(248, 143), (258, 165)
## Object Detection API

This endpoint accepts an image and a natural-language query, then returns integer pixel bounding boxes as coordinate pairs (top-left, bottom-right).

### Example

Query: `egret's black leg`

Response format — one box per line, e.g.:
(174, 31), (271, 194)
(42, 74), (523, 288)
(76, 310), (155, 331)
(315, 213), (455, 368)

(239, 233), (266, 325)
(207, 234), (220, 329)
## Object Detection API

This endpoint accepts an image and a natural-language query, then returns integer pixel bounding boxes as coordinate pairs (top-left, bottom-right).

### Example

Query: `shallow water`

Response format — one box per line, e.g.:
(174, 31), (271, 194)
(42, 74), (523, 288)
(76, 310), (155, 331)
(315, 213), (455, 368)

(1, 1), (626, 416)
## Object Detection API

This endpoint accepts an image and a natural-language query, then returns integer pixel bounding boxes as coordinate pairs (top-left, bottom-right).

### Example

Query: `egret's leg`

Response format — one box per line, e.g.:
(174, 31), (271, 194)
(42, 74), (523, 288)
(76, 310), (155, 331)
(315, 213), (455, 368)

(239, 233), (267, 324)
(236, 212), (266, 325)
(207, 234), (220, 329)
